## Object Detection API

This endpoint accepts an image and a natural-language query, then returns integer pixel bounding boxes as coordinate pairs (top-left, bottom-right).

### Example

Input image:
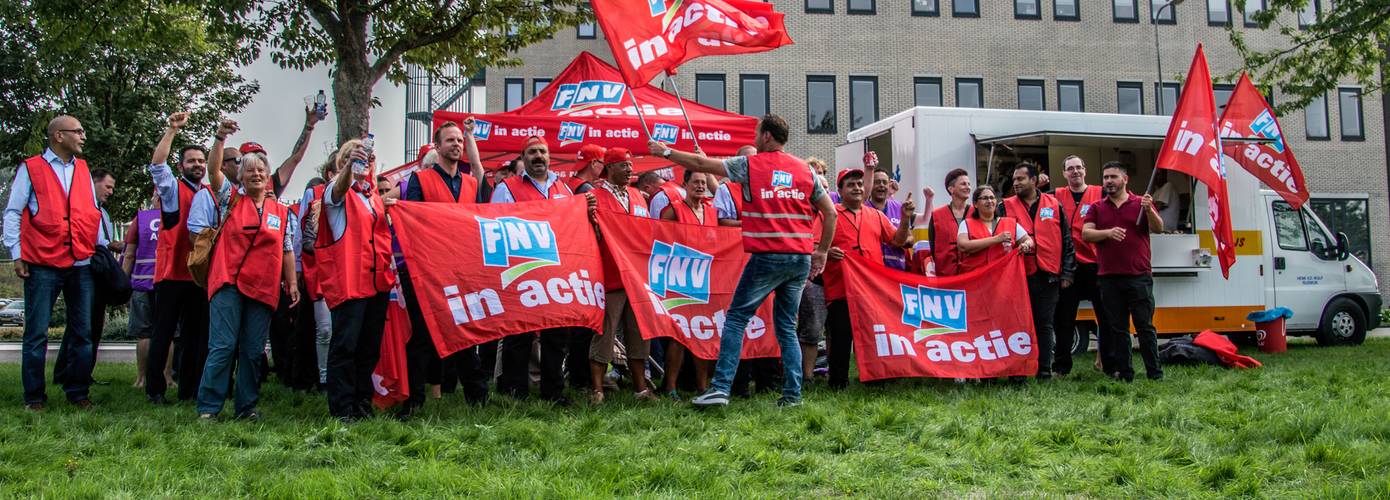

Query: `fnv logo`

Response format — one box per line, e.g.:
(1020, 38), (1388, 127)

(647, 0), (668, 16)
(1249, 110), (1286, 154)
(651, 123), (680, 144)
(558, 121), (586, 146)
(647, 241), (712, 310)
(477, 216), (561, 287)
(770, 170), (793, 189)
(900, 284), (967, 341)
(551, 81), (627, 115)
(471, 119), (493, 141)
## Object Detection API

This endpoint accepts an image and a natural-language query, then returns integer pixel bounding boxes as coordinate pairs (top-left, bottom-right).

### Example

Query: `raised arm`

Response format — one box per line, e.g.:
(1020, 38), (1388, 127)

(276, 107), (321, 189)
(1141, 194), (1163, 233)
(207, 119), (237, 194)
(463, 117), (484, 183)
(890, 194), (917, 248)
(151, 112), (189, 166)
(647, 141), (728, 177)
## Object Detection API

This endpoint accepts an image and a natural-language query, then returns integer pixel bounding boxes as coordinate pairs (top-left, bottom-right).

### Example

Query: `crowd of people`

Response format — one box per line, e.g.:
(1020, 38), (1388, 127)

(5, 109), (1164, 420)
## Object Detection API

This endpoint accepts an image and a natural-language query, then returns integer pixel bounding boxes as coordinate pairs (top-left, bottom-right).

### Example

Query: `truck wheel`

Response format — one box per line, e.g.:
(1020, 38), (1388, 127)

(1066, 323), (1092, 356)
(1317, 298), (1366, 346)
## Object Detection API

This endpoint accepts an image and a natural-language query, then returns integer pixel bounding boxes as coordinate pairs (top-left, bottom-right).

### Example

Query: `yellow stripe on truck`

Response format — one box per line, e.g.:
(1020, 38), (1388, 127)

(1198, 230), (1264, 256)
(1076, 305), (1263, 334)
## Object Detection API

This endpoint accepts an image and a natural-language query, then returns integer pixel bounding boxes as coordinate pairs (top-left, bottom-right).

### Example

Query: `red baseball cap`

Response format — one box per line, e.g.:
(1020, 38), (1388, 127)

(525, 135), (548, 149)
(577, 144), (606, 163)
(837, 168), (865, 188)
(603, 147), (632, 164)
(416, 144), (434, 164)
(239, 142), (266, 155)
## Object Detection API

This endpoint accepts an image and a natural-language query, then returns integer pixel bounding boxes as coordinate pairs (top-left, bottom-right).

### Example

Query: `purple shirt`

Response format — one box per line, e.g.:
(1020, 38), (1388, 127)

(1084, 192), (1152, 276)
(866, 197), (906, 270)
(131, 209), (159, 292)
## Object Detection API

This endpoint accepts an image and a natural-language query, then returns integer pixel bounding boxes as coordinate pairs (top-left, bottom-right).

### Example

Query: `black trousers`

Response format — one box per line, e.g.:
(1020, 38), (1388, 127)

(498, 328), (569, 400)
(267, 289), (296, 385)
(1053, 263), (1105, 375)
(566, 328), (593, 390)
(732, 359), (781, 397)
(326, 292), (389, 418)
(1027, 273), (1061, 377)
(478, 339), (499, 385)
(147, 279), (209, 401)
(400, 270), (488, 408)
(289, 282), (320, 390)
(825, 300), (853, 388)
(54, 289), (108, 385)
(1097, 274), (1162, 380)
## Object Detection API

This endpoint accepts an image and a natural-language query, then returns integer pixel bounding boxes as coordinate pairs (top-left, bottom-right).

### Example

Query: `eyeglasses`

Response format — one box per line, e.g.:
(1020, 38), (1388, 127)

(59, 128), (86, 136)
(1064, 165), (1085, 172)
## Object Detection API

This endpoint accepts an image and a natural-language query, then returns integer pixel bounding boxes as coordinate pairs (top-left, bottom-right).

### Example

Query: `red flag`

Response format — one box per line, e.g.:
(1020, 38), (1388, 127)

(390, 197), (606, 356)
(1154, 44), (1236, 278)
(843, 253), (1037, 380)
(1218, 73), (1311, 209)
(372, 285), (411, 409)
(594, 210), (780, 360)
(591, 0), (793, 87)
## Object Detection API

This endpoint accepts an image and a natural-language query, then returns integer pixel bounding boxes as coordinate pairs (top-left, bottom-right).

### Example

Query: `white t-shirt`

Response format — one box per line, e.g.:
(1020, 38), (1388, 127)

(957, 219), (1029, 239)
(1153, 182), (1182, 231)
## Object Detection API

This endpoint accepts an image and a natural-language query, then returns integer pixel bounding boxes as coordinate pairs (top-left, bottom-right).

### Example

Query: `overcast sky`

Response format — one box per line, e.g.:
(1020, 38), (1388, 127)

(229, 55), (407, 202)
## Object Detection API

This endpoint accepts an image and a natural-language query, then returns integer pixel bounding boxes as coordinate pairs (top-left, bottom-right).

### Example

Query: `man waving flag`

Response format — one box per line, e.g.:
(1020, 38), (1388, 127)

(591, 0), (793, 87)
(1219, 73), (1310, 210)
(1153, 44), (1236, 278)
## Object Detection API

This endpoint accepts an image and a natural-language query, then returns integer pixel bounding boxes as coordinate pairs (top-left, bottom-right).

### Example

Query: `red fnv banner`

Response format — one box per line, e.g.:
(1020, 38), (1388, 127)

(591, 0), (793, 87)
(843, 253), (1037, 380)
(372, 285), (411, 409)
(1154, 44), (1236, 278)
(595, 210), (780, 360)
(391, 198), (606, 356)
(1218, 73), (1310, 209)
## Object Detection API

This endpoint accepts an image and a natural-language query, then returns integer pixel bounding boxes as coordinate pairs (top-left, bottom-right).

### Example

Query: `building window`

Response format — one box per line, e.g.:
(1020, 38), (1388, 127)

(913, 0), (939, 15)
(915, 77), (943, 107)
(1305, 93), (1329, 139)
(1055, 0), (1079, 20)
(849, 0), (875, 14)
(577, 22), (596, 39)
(1298, 0), (1318, 27)
(850, 76), (879, 130)
(1309, 197), (1373, 266)
(740, 74), (769, 118)
(533, 78), (551, 98)
(1208, 0), (1230, 25)
(1157, 82), (1180, 115)
(1114, 0), (1138, 21)
(953, 0), (979, 17)
(1243, 0), (1263, 27)
(956, 78), (983, 108)
(807, 76), (837, 134)
(1152, 0), (1177, 23)
(1058, 80), (1085, 112)
(1213, 83), (1235, 116)
(806, 0), (833, 14)
(1015, 0), (1040, 18)
(504, 78), (524, 111)
(1117, 82), (1144, 114)
(1017, 80), (1045, 110)
(695, 74), (726, 111)
(1339, 87), (1364, 140)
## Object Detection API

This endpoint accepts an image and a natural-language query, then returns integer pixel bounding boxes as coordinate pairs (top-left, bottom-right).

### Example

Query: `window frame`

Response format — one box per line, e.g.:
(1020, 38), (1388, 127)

(849, 75), (880, 130)
(953, 0), (980, 17)
(740, 74), (770, 118)
(1116, 81), (1145, 115)
(1113, 0), (1139, 22)
(1273, 201), (1310, 251)
(1057, 80), (1085, 112)
(1243, 0), (1264, 27)
(912, 0), (940, 16)
(955, 77), (984, 108)
(695, 73), (727, 111)
(1338, 86), (1365, 141)
(915, 76), (944, 107)
(1207, 0), (1231, 25)
(1213, 83), (1236, 117)
(504, 78), (525, 111)
(1017, 79), (1046, 110)
(1305, 92), (1330, 140)
(1156, 81), (1180, 115)
(576, 22), (596, 39)
(1151, 0), (1177, 24)
(849, 0), (876, 14)
(1015, 0), (1041, 19)
(806, 75), (838, 135)
(1298, 0), (1319, 28)
(532, 78), (552, 99)
(1054, 0), (1080, 20)
(805, 0), (833, 14)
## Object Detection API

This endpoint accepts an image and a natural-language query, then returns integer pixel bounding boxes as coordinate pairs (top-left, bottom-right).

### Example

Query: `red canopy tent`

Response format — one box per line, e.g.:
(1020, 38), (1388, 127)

(430, 51), (758, 175)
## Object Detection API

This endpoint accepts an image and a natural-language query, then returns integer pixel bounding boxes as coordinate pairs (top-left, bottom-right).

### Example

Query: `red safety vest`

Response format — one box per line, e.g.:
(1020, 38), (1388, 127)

(563, 175), (591, 193)
(658, 182), (684, 213)
(593, 183), (649, 291)
(18, 155), (101, 268)
(207, 193), (289, 308)
(959, 217), (1018, 274)
(301, 184), (327, 301)
(739, 152), (816, 254)
(155, 180), (203, 283)
(670, 198), (718, 226)
(503, 175), (573, 202)
(823, 205), (892, 302)
(416, 168), (478, 205)
(724, 182), (744, 219)
(930, 204), (970, 276)
(1056, 185), (1103, 264)
(315, 183), (396, 308)
(1003, 193), (1063, 275)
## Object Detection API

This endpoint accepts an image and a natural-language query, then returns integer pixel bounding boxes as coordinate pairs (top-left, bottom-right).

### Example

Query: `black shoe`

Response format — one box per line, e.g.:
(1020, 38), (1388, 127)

(338, 415), (357, 424)
(1147, 372), (1164, 381)
(147, 395), (171, 406)
(543, 395), (573, 407)
(236, 410), (260, 421)
(1036, 372), (1053, 381)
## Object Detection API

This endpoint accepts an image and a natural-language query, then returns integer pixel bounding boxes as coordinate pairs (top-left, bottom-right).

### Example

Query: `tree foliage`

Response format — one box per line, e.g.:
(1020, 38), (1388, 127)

(1230, 0), (1389, 113)
(0, 0), (263, 221)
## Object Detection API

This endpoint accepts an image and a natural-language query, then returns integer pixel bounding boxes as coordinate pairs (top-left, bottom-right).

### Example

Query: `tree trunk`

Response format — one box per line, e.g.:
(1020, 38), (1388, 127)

(332, 48), (375, 144)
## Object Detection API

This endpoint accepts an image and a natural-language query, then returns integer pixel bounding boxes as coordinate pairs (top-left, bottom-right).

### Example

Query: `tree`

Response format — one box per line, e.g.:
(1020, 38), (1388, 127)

(1229, 0), (1389, 113)
(0, 0), (263, 221)
(263, 0), (589, 143)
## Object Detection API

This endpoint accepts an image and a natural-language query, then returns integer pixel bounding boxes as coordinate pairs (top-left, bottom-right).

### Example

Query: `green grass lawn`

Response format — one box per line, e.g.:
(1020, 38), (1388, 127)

(2, 340), (1389, 498)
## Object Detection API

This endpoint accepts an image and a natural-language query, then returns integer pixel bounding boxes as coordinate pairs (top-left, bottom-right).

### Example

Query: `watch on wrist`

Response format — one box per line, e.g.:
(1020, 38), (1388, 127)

(662, 148), (672, 159)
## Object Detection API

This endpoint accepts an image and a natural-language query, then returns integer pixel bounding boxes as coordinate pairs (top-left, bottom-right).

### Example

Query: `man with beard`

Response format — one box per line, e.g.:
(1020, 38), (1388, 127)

(144, 112), (224, 404)
(999, 161), (1075, 380)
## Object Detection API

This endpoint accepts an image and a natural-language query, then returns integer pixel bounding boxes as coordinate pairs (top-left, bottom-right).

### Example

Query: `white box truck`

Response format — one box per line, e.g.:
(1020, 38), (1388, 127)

(838, 107), (1380, 350)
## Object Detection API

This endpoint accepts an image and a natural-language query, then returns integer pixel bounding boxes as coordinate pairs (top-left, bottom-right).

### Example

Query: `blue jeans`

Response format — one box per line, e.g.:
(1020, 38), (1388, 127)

(197, 287), (272, 416)
(710, 253), (810, 401)
(21, 264), (94, 404)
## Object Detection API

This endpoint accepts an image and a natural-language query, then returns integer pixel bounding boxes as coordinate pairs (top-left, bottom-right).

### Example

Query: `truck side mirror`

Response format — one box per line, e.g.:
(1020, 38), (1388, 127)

(1335, 232), (1350, 261)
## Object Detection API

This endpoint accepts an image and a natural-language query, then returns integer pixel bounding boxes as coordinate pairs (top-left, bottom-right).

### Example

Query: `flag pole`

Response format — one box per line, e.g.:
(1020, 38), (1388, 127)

(626, 86), (655, 143)
(664, 72), (703, 152)
(1137, 167), (1160, 225)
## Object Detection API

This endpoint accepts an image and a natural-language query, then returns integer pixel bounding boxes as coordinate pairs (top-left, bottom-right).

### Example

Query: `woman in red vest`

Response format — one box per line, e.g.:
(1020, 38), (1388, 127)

(957, 186), (1034, 274)
(194, 152), (298, 419)
(317, 139), (396, 422)
(657, 169), (718, 399)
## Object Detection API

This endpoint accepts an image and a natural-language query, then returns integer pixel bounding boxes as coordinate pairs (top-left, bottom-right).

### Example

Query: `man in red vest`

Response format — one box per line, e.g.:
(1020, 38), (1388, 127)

(650, 114), (838, 408)
(587, 147), (656, 403)
(1052, 155), (1108, 376)
(565, 144), (603, 195)
(999, 162), (1075, 379)
(4, 115), (101, 410)
(927, 168), (973, 277)
(143, 111), (219, 404)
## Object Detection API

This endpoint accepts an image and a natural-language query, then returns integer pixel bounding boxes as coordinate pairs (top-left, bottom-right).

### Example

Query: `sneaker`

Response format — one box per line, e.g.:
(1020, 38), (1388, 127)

(633, 389), (659, 402)
(776, 397), (803, 408)
(236, 411), (260, 421)
(690, 388), (730, 407)
(665, 390), (682, 402)
(23, 403), (45, 412)
(199, 413), (216, 420)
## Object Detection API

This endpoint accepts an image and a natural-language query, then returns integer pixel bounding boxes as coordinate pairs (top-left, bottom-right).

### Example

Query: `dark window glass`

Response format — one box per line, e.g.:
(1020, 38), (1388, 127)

(1018, 80), (1045, 110)
(1058, 80), (1085, 112)
(956, 78), (983, 108)
(1339, 87), (1364, 140)
(1114, 0), (1138, 21)
(695, 74), (726, 111)
(913, 0), (939, 15)
(1309, 198), (1373, 266)
(954, 0), (979, 16)
(1055, 0), (1079, 19)
(1117, 82), (1144, 114)
(850, 76), (879, 129)
(807, 76), (837, 134)
(740, 75), (769, 118)
(505, 78), (524, 111)
(915, 77), (943, 107)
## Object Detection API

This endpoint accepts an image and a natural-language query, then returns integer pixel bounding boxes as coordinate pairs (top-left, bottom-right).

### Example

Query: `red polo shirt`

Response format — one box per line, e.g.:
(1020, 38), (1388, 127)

(1084, 192), (1151, 276)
